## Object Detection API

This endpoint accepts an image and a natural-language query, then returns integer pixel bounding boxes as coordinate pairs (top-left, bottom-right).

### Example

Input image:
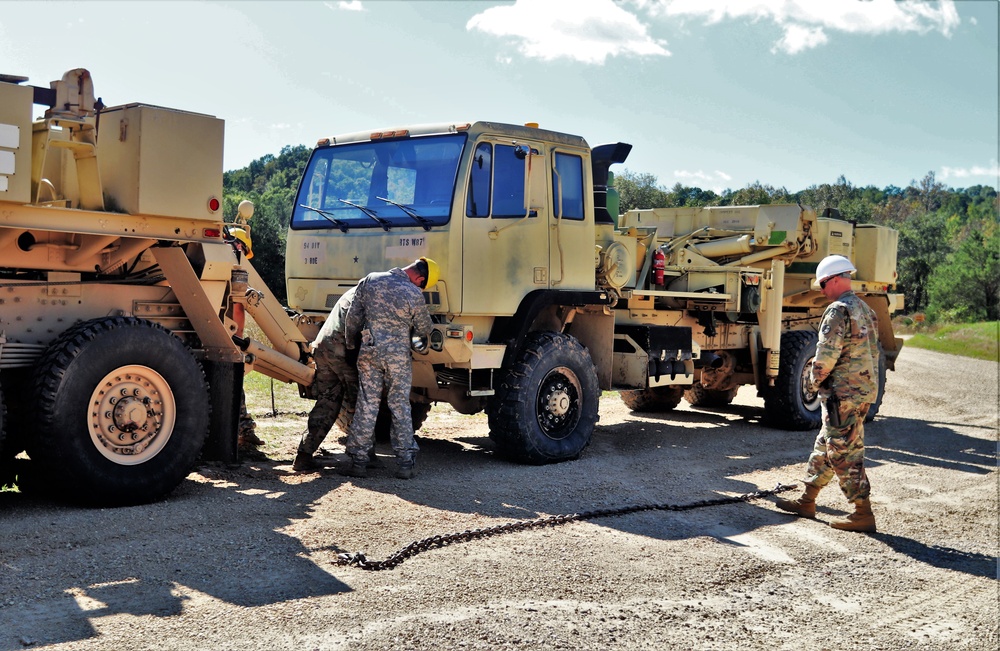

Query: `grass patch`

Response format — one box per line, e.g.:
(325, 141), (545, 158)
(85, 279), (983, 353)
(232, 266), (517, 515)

(903, 321), (998, 362)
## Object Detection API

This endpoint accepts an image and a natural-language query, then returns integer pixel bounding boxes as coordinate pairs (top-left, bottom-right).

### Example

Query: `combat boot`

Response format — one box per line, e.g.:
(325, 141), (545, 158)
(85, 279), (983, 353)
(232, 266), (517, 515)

(775, 484), (821, 518)
(395, 457), (417, 480)
(830, 498), (876, 532)
(338, 458), (369, 478)
(292, 452), (321, 472)
(367, 449), (384, 469)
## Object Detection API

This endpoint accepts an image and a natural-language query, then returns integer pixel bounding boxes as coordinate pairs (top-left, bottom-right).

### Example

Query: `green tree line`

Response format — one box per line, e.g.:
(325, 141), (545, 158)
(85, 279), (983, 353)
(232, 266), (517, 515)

(224, 150), (998, 322)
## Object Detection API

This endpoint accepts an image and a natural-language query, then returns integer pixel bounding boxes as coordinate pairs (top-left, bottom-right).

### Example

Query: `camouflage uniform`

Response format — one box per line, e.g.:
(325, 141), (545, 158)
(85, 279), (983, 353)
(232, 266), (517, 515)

(344, 268), (432, 466)
(237, 390), (263, 449)
(297, 287), (358, 457)
(803, 290), (880, 501)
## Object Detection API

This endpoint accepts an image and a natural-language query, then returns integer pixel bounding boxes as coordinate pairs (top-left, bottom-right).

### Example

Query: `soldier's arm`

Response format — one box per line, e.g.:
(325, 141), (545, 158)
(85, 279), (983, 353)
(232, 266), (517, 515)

(344, 287), (366, 349)
(809, 306), (847, 390)
(412, 297), (433, 337)
(868, 309), (881, 363)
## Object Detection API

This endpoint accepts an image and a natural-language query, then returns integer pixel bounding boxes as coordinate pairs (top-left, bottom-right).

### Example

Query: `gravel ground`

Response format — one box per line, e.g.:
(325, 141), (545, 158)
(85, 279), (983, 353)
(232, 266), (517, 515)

(0, 345), (997, 651)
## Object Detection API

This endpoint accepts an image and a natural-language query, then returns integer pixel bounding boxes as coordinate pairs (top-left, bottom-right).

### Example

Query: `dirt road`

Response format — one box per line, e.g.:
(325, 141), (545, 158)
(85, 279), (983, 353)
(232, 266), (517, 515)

(0, 346), (996, 651)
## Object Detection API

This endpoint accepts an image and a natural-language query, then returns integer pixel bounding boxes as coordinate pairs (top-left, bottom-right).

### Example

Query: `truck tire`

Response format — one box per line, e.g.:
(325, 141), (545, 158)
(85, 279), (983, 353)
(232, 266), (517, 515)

(0, 388), (5, 457)
(335, 382), (431, 442)
(619, 386), (684, 412)
(764, 330), (822, 431)
(27, 317), (210, 506)
(683, 384), (739, 408)
(487, 331), (599, 464)
(0, 387), (7, 486)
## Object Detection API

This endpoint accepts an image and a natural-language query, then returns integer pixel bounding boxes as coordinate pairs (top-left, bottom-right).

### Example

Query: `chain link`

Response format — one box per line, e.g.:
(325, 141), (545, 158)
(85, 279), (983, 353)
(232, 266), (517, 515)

(334, 483), (797, 571)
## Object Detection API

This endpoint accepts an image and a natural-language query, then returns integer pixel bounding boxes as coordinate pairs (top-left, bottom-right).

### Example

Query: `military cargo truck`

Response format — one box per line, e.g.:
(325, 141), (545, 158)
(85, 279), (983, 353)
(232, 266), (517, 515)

(284, 121), (903, 464)
(0, 70), (316, 505)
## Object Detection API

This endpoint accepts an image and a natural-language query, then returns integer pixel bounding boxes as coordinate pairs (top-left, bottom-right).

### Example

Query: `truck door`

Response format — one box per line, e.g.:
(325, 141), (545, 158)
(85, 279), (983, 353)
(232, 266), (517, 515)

(462, 139), (549, 315)
(548, 149), (593, 291)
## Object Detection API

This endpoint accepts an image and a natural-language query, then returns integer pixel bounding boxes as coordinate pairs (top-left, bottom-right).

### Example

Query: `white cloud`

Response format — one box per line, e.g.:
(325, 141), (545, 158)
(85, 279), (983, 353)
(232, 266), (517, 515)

(674, 169), (731, 185)
(939, 161), (1000, 184)
(326, 1), (364, 12)
(640, 0), (960, 54)
(772, 23), (828, 55)
(467, 0), (670, 65)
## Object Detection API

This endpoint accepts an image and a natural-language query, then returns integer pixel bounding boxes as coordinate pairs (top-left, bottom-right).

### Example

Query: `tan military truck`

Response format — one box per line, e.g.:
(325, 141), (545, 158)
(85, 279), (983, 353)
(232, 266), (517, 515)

(0, 70), (316, 505)
(285, 121), (903, 463)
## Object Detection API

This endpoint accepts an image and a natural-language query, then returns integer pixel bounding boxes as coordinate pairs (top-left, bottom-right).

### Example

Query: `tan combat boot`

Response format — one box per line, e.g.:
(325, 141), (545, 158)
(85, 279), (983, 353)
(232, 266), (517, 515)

(775, 484), (821, 518)
(830, 498), (877, 532)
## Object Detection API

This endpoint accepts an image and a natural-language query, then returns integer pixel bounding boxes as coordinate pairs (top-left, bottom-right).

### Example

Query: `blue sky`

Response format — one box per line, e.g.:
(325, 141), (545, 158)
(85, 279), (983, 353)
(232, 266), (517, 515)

(1, 0), (996, 193)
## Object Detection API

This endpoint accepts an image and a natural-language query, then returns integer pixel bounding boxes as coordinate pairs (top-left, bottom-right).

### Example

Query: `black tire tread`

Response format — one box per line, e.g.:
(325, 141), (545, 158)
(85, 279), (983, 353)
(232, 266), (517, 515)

(28, 316), (210, 506)
(619, 386), (684, 412)
(488, 331), (599, 464)
(764, 330), (821, 431)
(683, 384), (739, 408)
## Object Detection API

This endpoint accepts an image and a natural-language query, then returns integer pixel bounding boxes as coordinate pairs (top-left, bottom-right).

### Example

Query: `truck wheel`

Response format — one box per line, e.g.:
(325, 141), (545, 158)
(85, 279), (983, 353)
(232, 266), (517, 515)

(683, 384), (739, 408)
(619, 386), (684, 412)
(764, 330), (822, 431)
(488, 331), (599, 464)
(27, 317), (210, 506)
(864, 346), (887, 422)
(0, 387), (7, 485)
(335, 383), (430, 442)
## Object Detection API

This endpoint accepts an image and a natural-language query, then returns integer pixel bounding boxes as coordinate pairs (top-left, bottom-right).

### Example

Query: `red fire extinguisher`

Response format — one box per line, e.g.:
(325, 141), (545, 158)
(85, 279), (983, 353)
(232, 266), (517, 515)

(653, 248), (665, 285)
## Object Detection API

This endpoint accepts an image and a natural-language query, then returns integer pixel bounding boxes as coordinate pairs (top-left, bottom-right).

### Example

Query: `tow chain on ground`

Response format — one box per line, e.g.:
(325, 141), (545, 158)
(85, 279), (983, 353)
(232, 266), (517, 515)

(334, 482), (797, 571)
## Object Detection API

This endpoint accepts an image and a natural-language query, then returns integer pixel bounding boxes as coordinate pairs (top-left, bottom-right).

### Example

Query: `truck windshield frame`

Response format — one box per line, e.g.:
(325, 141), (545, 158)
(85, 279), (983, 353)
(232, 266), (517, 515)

(290, 133), (467, 230)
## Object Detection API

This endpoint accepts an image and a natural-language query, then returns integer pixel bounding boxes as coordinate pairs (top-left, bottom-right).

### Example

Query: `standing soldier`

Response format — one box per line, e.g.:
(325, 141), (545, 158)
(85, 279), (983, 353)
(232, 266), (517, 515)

(293, 286), (358, 472)
(775, 254), (880, 532)
(341, 258), (437, 479)
(228, 226), (264, 453)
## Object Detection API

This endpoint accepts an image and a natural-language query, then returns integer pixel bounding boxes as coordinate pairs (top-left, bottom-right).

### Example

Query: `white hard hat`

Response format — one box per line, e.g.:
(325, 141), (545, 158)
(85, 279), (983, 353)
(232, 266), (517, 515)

(816, 254), (856, 283)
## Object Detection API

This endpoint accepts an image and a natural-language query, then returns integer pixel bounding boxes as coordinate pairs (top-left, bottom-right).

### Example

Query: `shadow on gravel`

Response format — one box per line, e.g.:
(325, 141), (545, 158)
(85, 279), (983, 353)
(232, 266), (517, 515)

(329, 404), (799, 561)
(873, 532), (998, 580)
(865, 416), (996, 476)
(0, 462), (350, 649)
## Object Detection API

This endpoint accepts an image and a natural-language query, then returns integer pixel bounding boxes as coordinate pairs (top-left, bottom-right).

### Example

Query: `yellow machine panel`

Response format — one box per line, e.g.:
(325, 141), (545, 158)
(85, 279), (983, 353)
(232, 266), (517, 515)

(97, 103), (223, 220)
(0, 81), (33, 203)
(854, 224), (899, 286)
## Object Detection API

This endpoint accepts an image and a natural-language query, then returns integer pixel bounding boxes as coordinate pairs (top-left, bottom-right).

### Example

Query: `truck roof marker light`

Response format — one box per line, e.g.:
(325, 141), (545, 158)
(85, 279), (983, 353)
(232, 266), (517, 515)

(208, 197), (220, 212)
(317, 138), (330, 146)
(524, 122), (539, 128)
(370, 129), (410, 140)
(454, 123), (471, 132)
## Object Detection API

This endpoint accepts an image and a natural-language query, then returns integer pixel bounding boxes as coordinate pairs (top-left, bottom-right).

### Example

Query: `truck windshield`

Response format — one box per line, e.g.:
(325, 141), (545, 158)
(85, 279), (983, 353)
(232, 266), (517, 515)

(290, 133), (466, 230)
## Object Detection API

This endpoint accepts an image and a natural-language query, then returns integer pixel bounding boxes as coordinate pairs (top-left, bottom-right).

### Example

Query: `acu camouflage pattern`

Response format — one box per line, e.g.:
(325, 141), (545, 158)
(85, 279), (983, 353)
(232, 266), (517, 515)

(298, 287), (358, 456)
(803, 290), (880, 502)
(344, 268), (433, 464)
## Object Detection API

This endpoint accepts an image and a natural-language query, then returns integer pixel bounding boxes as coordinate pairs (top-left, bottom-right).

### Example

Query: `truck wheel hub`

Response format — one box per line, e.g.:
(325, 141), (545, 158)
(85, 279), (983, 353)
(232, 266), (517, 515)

(89, 365), (176, 465)
(537, 367), (580, 437)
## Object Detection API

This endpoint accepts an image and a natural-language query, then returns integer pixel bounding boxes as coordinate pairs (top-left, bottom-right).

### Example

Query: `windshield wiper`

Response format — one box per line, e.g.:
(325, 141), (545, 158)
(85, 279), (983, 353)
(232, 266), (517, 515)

(337, 198), (392, 231)
(298, 204), (350, 232)
(376, 196), (434, 231)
